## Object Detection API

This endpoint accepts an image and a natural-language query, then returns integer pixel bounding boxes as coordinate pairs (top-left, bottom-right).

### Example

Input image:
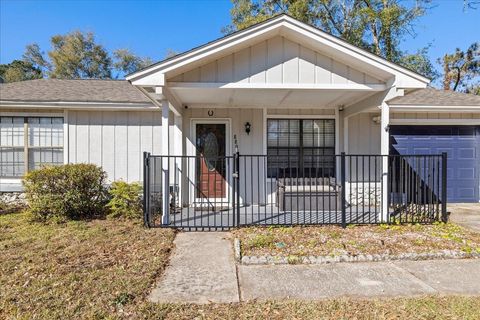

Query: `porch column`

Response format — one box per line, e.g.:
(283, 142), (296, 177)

(161, 99), (170, 225)
(173, 113), (183, 206)
(380, 102), (390, 222)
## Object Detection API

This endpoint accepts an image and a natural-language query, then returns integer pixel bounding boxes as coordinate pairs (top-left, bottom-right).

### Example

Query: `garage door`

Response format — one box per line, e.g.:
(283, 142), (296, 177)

(390, 126), (480, 203)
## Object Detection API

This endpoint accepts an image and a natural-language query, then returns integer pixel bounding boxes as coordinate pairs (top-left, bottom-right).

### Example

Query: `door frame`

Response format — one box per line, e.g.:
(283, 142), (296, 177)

(189, 118), (232, 206)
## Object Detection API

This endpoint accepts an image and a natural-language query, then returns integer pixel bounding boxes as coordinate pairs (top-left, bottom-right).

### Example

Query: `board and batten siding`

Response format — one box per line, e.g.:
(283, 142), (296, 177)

(184, 107), (264, 155)
(170, 35), (384, 85)
(391, 112), (480, 120)
(67, 110), (162, 182)
(347, 113), (381, 155)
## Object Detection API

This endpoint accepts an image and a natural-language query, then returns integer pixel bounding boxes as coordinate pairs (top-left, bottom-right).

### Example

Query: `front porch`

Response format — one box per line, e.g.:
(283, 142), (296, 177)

(144, 153), (447, 230)
(123, 14), (449, 229)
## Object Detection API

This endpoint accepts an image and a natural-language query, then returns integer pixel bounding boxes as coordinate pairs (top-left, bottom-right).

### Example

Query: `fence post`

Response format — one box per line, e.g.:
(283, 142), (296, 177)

(236, 151), (241, 227)
(232, 152), (238, 227)
(161, 156), (170, 226)
(143, 152), (150, 227)
(341, 152), (347, 228)
(441, 152), (448, 222)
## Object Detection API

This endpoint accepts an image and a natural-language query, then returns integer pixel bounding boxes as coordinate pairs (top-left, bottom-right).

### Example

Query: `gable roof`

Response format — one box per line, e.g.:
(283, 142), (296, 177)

(127, 14), (430, 86)
(387, 88), (480, 106)
(0, 79), (151, 104)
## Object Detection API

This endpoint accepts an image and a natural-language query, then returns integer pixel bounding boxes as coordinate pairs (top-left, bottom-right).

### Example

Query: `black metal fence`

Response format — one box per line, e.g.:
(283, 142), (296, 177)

(143, 152), (447, 230)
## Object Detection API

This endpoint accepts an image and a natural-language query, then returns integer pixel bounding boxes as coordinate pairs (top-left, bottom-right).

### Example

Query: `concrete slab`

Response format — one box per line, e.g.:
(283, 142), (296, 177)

(449, 204), (480, 232)
(149, 232), (239, 304)
(238, 262), (436, 301)
(394, 259), (480, 295)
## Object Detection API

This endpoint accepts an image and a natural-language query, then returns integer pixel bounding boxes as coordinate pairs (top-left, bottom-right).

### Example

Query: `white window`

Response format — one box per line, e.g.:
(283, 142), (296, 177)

(0, 116), (64, 177)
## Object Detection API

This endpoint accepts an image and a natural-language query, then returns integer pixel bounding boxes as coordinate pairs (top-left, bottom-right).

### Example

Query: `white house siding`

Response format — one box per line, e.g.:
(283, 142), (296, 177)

(67, 110), (162, 183)
(182, 107), (341, 205)
(347, 112), (381, 155)
(183, 107), (264, 155)
(391, 112), (480, 120)
(346, 112), (382, 206)
(170, 36), (384, 86)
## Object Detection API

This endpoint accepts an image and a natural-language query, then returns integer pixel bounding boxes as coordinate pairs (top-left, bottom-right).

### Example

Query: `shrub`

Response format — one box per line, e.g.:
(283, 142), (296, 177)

(23, 164), (108, 221)
(106, 181), (142, 219)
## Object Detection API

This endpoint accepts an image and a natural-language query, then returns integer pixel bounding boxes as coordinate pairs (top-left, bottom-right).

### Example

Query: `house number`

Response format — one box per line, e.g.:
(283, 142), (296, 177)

(208, 110), (214, 117)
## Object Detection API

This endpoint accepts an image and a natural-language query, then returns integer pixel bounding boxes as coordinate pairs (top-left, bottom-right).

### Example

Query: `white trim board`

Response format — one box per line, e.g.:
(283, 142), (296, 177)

(390, 119), (480, 125)
(168, 82), (387, 91)
(0, 111), (65, 117)
(188, 118), (233, 205)
(264, 114), (336, 119)
(389, 105), (480, 112)
(0, 101), (156, 111)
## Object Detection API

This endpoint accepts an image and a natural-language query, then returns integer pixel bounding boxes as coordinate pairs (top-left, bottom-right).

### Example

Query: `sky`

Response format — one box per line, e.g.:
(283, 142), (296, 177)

(1, 0), (479, 79)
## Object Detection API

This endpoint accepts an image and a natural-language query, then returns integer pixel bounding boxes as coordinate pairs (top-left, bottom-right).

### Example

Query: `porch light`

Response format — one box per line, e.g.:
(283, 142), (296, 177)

(245, 122), (251, 135)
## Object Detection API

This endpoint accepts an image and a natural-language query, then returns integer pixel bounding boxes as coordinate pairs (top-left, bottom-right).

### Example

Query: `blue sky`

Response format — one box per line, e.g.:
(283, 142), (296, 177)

(1, 0), (479, 78)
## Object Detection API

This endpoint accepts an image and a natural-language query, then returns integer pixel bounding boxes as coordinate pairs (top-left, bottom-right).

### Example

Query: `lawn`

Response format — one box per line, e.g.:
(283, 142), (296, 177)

(1, 212), (480, 319)
(233, 223), (480, 258)
(0, 211), (176, 319)
(142, 297), (480, 319)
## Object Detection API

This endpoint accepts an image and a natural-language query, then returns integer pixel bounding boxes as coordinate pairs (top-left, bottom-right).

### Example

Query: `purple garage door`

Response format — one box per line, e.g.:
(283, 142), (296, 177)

(390, 126), (480, 203)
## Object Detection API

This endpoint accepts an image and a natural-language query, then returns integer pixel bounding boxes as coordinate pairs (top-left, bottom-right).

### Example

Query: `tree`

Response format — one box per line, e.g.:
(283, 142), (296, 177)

(0, 60), (43, 83)
(226, 0), (435, 78)
(13, 31), (155, 80)
(464, 0), (480, 10)
(439, 42), (479, 93)
(164, 48), (179, 59)
(113, 48), (154, 75)
(47, 31), (112, 79)
(23, 43), (50, 73)
(227, 0), (429, 62)
(398, 46), (438, 80)
(225, 0), (367, 48)
(357, 0), (428, 62)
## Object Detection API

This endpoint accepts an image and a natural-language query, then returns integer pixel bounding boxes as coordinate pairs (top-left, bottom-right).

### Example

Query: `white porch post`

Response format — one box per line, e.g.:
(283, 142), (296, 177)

(161, 99), (170, 225)
(380, 102), (390, 222)
(174, 113), (183, 206)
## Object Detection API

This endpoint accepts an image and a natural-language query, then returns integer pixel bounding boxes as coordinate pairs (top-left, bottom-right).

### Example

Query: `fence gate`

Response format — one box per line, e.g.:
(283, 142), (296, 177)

(143, 152), (448, 230)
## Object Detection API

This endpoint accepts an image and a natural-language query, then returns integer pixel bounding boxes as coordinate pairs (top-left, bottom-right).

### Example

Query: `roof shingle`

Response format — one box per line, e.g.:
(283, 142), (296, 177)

(387, 88), (480, 106)
(0, 79), (151, 104)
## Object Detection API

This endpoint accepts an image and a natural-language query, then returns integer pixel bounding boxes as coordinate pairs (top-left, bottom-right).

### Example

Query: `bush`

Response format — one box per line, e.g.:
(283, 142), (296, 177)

(106, 181), (142, 219)
(23, 164), (108, 221)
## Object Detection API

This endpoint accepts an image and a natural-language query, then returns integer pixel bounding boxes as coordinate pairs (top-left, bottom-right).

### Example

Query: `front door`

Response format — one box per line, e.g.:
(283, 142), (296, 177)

(195, 123), (227, 199)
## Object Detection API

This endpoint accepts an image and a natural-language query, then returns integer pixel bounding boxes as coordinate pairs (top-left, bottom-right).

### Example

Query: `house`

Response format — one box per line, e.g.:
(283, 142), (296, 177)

(1, 15), (479, 228)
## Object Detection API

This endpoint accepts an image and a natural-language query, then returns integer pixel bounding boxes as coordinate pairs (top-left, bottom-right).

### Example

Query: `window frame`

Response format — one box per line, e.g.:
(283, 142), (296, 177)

(0, 115), (64, 178)
(266, 118), (336, 178)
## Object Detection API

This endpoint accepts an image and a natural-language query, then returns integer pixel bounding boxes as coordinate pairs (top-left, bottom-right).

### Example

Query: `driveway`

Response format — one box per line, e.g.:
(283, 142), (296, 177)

(449, 203), (480, 232)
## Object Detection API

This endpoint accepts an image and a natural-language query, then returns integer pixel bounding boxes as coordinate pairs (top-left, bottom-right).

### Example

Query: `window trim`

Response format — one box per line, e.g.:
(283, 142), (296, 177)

(266, 118), (336, 177)
(0, 115), (64, 178)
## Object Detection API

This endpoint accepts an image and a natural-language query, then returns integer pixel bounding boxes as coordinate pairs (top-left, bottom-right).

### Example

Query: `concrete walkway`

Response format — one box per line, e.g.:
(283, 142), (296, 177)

(150, 232), (480, 304)
(238, 259), (480, 300)
(449, 204), (480, 232)
(149, 232), (239, 304)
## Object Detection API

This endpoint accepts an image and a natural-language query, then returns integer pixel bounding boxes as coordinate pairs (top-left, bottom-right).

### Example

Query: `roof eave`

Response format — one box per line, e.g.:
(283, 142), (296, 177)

(127, 14), (430, 86)
(0, 100), (156, 110)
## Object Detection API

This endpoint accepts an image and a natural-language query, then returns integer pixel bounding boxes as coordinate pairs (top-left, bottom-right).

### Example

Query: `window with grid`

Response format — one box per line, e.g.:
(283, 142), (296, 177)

(267, 119), (335, 177)
(0, 116), (64, 177)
